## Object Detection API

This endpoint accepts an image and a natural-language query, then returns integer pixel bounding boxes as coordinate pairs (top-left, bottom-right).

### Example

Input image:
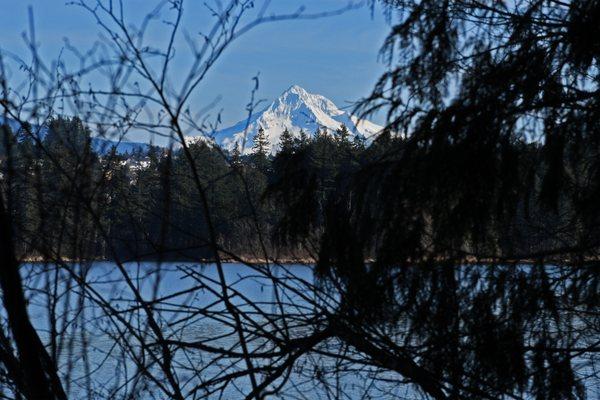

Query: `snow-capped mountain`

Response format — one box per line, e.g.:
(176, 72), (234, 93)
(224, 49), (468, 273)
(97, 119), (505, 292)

(191, 85), (383, 154)
(2, 86), (383, 156)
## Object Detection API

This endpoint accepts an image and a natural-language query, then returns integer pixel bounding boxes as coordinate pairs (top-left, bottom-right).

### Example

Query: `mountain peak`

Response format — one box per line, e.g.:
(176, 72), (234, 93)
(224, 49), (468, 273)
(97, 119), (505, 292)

(191, 86), (384, 153)
(284, 84), (309, 96)
(271, 85), (342, 120)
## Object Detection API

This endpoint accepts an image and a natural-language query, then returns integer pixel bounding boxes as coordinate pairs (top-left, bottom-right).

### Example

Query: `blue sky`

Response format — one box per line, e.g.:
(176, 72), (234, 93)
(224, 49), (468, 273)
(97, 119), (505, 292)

(0, 0), (390, 142)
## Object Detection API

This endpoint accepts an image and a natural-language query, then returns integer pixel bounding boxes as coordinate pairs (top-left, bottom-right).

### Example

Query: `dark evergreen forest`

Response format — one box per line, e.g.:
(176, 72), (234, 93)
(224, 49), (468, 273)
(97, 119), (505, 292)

(1, 117), (376, 262)
(2, 115), (588, 266)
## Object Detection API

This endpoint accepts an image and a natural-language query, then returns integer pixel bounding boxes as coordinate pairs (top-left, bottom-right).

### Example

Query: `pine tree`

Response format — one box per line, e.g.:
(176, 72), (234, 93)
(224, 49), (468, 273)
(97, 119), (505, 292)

(352, 134), (366, 151)
(279, 128), (294, 154)
(231, 142), (242, 168)
(252, 127), (269, 156)
(315, 126), (331, 141)
(295, 129), (309, 149)
(314, 127), (322, 139)
(335, 124), (350, 144)
(38, 116), (98, 258)
(251, 127), (270, 172)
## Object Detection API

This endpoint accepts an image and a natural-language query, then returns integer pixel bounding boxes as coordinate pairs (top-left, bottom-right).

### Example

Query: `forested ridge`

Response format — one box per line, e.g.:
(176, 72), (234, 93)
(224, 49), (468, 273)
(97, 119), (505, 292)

(2, 115), (592, 265)
(0, 117), (373, 262)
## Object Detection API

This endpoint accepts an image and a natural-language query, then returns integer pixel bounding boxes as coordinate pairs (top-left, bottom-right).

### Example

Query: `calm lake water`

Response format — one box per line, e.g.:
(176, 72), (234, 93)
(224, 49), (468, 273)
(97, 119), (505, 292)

(21, 262), (416, 400)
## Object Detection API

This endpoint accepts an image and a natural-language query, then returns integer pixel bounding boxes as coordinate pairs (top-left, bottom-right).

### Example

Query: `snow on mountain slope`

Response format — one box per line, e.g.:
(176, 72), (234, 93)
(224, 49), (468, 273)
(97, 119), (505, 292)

(188, 85), (383, 154)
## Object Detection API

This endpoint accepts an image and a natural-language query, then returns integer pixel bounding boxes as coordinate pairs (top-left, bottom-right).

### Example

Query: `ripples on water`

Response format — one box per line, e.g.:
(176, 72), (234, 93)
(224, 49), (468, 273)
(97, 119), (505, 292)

(20, 262), (416, 400)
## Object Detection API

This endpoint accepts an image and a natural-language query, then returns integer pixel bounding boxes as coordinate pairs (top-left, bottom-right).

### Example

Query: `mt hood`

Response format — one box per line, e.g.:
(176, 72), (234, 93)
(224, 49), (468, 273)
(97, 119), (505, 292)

(191, 85), (383, 153)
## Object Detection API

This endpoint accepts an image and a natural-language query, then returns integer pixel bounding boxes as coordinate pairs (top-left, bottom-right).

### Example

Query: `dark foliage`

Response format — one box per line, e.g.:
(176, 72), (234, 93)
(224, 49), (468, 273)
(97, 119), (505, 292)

(267, 0), (600, 398)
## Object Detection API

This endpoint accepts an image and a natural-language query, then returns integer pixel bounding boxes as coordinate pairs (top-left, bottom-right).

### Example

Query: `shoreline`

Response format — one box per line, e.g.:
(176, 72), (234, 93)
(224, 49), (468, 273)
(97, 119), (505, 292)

(20, 256), (317, 265)
(19, 253), (598, 267)
(20, 256), (584, 266)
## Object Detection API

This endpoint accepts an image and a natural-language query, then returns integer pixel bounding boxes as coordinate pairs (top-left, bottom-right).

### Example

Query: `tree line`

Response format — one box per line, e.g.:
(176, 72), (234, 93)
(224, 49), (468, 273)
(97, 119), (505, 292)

(1, 117), (376, 262)
(3, 114), (588, 266)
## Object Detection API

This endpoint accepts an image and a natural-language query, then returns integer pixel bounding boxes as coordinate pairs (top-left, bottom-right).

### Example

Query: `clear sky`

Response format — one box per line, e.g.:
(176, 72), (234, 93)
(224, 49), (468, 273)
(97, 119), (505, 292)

(0, 0), (390, 142)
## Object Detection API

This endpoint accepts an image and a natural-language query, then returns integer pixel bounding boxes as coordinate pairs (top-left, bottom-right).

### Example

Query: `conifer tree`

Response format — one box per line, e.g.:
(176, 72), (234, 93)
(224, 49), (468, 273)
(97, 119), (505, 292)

(314, 127), (324, 139)
(295, 129), (309, 148)
(352, 134), (366, 151)
(279, 128), (294, 154)
(272, 2), (600, 399)
(251, 127), (270, 172)
(231, 142), (242, 167)
(252, 127), (269, 156)
(335, 124), (350, 144)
